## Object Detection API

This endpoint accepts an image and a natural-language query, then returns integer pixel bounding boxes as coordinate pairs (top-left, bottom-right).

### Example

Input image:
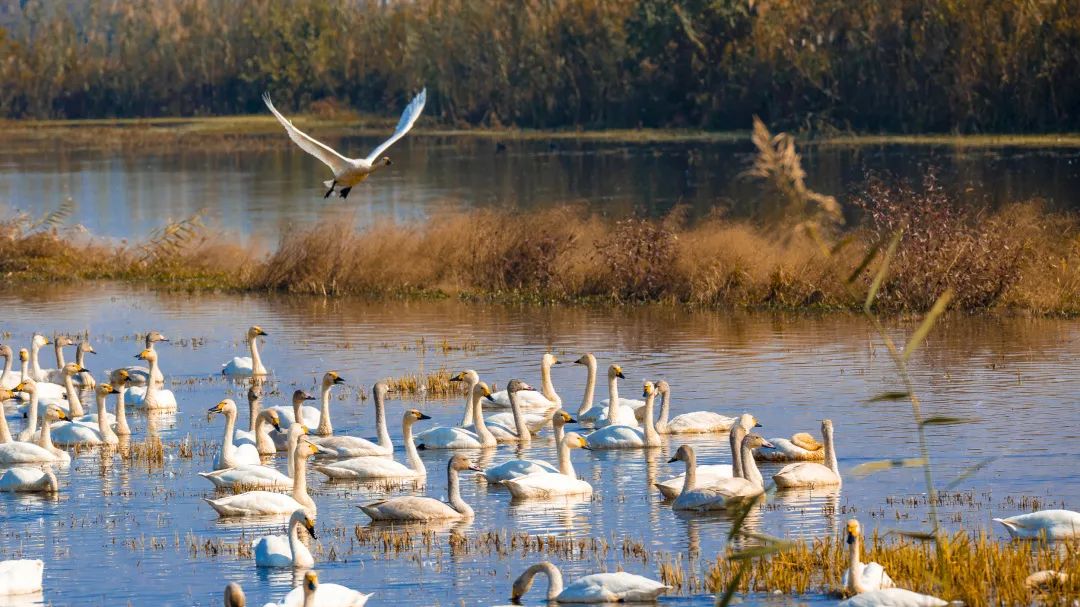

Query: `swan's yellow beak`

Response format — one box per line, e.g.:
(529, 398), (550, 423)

(846, 519), (860, 543)
(449, 372), (465, 382)
(304, 571), (318, 590)
(305, 518), (317, 539)
(269, 413), (282, 432)
(19, 350), (27, 362)
(135, 349), (151, 360)
(14, 380), (28, 392)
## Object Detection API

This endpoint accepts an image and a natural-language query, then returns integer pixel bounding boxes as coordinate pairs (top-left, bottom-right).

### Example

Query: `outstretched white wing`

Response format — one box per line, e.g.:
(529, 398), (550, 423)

(263, 92), (353, 173)
(364, 88), (427, 163)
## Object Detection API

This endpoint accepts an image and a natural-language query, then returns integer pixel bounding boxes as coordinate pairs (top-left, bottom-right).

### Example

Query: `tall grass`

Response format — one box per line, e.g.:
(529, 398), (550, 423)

(2, 0), (1079, 132)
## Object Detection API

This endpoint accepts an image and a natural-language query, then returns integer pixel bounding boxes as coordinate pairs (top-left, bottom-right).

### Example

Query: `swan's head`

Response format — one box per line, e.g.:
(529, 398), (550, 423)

(0, 344), (11, 358)
(474, 381), (493, 400)
(450, 370), (480, 384)
(379, 156), (393, 167)
(33, 334), (50, 347)
(642, 381), (655, 398)
(267, 410), (282, 432)
(55, 335), (75, 347)
(303, 571), (319, 596)
(449, 454), (482, 473)
(292, 389), (316, 404)
(63, 362), (89, 377)
(404, 408), (432, 423)
(506, 379), (534, 394)
(573, 353), (595, 367)
(19, 348), (28, 362)
(0, 388), (13, 401)
(295, 511), (318, 539)
(511, 563), (552, 601)
(552, 410), (577, 426)
(14, 379), (34, 393)
(43, 470), (59, 494)
(78, 341), (96, 355)
(134, 348), (157, 362)
(822, 419), (834, 438)
(608, 364), (626, 380)
(146, 330), (168, 344)
(207, 399), (236, 420)
(542, 353), (559, 367)
(247, 385), (262, 403)
(46, 405), (69, 422)
(742, 433), (774, 450)
(737, 413), (761, 431)
(668, 444), (694, 464)
(96, 383), (119, 396)
(655, 379), (670, 394)
(224, 582), (246, 607)
(110, 369), (130, 385)
(373, 381), (390, 400)
(564, 432), (590, 451)
(298, 437), (323, 456)
(323, 371), (345, 387)
(846, 519), (862, 544)
(248, 326), (268, 339)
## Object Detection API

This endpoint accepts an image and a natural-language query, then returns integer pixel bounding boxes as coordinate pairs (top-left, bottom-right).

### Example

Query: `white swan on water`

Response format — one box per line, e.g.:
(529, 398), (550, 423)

(222, 326), (268, 376)
(123, 330), (168, 386)
(585, 380), (660, 449)
(199, 422), (304, 490)
(577, 362), (640, 427)
(0, 467), (58, 493)
(0, 393), (70, 465)
(654, 380), (736, 434)
(254, 509), (317, 568)
(316, 406), (431, 480)
(654, 413), (760, 499)
(309, 373), (394, 457)
(994, 509), (1080, 540)
(0, 559), (44, 595)
(452, 370), (551, 434)
(511, 561), (669, 603)
(264, 87), (426, 200)
(772, 419), (841, 489)
(413, 382), (498, 449)
(126, 349), (177, 410)
(204, 436), (321, 517)
(842, 519), (894, 592)
(667, 434), (773, 511)
(208, 399), (262, 470)
(359, 454), (481, 521)
(271, 571), (371, 607)
(483, 410), (576, 483)
(502, 432), (593, 499)
(486, 353), (562, 412)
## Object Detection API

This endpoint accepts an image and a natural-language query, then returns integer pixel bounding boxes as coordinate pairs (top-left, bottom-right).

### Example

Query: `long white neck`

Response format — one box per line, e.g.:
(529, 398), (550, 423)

(508, 389), (531, 444)
(606, 374), (620, 422)
(20, 356), (28, 380)
(115, 386), (130, 436)
(218, 409), (238, 469)
(149, 342), (164, 385)
(530, 562), (565, 600)
(64, 373), (84, 417)
(374, 390), (391, 450)
(0, 353), (11, 384)
(642, 391), (659, 446)
(96, 392), (117, 443)
(289, 516), (314, 567)
(447, 463), (472, 517)
(471, 390), (497, 447)
(553, 419), (566, 449)
(249, 336), (265, 375)
(557, 436), (575, 477)
(287, 432), (299, 478)
(824, 424), (840, 483)
(0, 394), (11, 443)
(458, 376), (479, 427)
(680, 450), (698, 496)
(540, 360), (560, 406)
(657, 389), (671, 433)
(741, 439), (764, 488)
(21, 389), (39, 442)
(248, 397), (259, 434)
(54, 342), (65, 368)
(848, 534), (864, 593)
(729, 425), (747, 479)
(577, 358), (596, 416)
(317, 383), (333, 436)
(291, 445), (313, 510)
(402, 417), (425, 475)
(144, 355), (160, 407)
(38, 413), (57, 452)
(30, 341), (44, 379)
(254, 413), (274, 453)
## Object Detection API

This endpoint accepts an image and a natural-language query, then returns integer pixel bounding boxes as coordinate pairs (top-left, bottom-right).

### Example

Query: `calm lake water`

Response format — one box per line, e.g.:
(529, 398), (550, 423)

(1, 136), (1080, 239)
(1, 284), (1078, 606)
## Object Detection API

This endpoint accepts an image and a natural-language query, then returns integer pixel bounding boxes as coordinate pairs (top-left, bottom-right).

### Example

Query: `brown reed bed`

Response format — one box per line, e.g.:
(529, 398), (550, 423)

(382, 369), (462, 398)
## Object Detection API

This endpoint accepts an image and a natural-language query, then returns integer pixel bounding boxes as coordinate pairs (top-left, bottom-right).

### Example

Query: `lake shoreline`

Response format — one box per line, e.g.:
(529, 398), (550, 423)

(3, 116), (1080, 150)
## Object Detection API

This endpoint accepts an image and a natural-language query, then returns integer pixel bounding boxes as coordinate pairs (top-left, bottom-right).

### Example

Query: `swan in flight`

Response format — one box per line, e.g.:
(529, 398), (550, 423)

(263, 89), (426, 199)
(843, 519), (894, 592)
(511, 561), (669, 603)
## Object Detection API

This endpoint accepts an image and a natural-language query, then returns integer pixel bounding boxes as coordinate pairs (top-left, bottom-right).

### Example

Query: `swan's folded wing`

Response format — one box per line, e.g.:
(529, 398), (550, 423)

(505, 471), (591, 497)
(361, 496), (457, 520)
(280, 583), (371, 607)
(364, 88), (426, 163)
(263, 92), (353, 172)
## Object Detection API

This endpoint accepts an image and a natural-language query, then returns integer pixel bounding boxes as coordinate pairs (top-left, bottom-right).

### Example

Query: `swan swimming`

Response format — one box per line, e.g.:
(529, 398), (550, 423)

(654, 413), (760, 499)
(0, 467), (58, 493)
(772, 419), (841, 489)
(414, 381), (498, 449)
(204, 436), (321, 517)
(483, 410), (576, 483)
(585, 380), (660, 449)
(577, 362), (639, 427)
(654, 380), (736, 434)
(127, 348), (177, 410)
(222, 326), (268, 377)
(485, 353), (562, 412)
(271, 570), (371, 607)
(199, 421), (303, 490)
(502, 432), (593, 499)
(0, 559), (44, 595)
(309, 373), (394, 457)
(511, 561), (669, 603)
(843, 519), (894, 592)
(254, 509), (317, 568)
(668, 435), (773, 511)
(264, 88), (426, 199)
(123, 330), (168, 387)
(452, 370), (552, 435)
(359, 454), (481, 521)
(208, 399), (262, 469)
(0, 401), (70, 464)
(315, 406), (431, 480)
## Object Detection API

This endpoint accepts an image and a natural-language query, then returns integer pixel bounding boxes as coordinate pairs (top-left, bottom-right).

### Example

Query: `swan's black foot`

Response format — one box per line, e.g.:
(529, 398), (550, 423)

(324, 181), (337, 199)
(339, 187), (352, 199)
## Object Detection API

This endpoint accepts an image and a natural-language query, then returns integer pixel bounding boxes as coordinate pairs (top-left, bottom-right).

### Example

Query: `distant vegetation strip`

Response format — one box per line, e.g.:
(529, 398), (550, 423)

(2, 0), (1079, 133)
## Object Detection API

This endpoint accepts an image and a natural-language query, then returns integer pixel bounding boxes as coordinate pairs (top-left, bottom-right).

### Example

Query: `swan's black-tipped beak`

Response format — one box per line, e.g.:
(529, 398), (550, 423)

(616, 371), (626, 379)
(78, 367), (90, 373)
(484, 395), (496, 402)
(257, 329), (268, 336)
(87, 350), (97, 355)
(581, 445), (593, 451)
(333, 377), (346, 385)
(418, 413), (432, 420)
(468, 464), (483, 472)
(271, 421), (282, 432)
(108, 387), (119, 394)
(133, 354), (142, 360)
(846, 532), (855, 545)
(761, 439), (775, 449)
(755, 422), (762, 428)
(567, 417), (577, 424)
(307, 524), (317, 540)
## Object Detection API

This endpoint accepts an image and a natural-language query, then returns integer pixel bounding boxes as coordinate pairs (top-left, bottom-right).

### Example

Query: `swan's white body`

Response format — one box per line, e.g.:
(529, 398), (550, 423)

(50, 384), (120, 446)
(0, 400), (70, 464)
(360, 455), (479, 521)
(0, 559), (44, 595)
(993, 509), (1080, 540)
(503, 433), (593, 499)
(653, 382), (735, 434)
(655, 464), (733, 500)
(484, 411), (576, 483)
(205, 437), (319, 517)
(264, 88), (426, 199)
(276, 583), (371, 607)
(754, 433), (824, 462)
(414, 381), (498, 450)
(200, 423), (307, 489)
(127, 349), (177, 410)
(310, 373), (394, 457)
(267, 404), (320, 430)
(123, 331), (167, 386)
(0, 346), (25, 390)
(254, 510), (316, 568)
(316, 404), (428, 480)
(843, 520), (894, 593)
(668, 431), (772, 511)
(222, 326), (268, 376)
(209, 399), (263, 470)
(485, 353), (562, 413)
(0, 468), (58, 493)
(585, 381), (660, 449)
(838, 589), (947, 607)
(773, 420), (841, 489)
(512, 561), (668, 604)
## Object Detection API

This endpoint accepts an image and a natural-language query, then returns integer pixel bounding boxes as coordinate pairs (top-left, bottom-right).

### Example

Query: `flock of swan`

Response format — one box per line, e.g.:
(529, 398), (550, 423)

(2, 328), (1078, 606)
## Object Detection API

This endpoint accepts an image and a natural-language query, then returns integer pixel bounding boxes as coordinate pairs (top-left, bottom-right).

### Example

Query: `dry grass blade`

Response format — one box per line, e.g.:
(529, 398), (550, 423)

(31, 197), (76, 231)
(849, 458), (928, 478)
(902, 288), (955, 361)
(944, 456), (999, 490)
(864, 230), (903, 312)
(867, 391), (911, 403)
(919, 416), (977, 427)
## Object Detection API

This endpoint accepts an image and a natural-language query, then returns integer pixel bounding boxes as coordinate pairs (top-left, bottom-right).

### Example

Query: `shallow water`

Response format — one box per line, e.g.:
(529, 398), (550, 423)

(0, 284), (1077, 606)
(1, 137), (1079, 239)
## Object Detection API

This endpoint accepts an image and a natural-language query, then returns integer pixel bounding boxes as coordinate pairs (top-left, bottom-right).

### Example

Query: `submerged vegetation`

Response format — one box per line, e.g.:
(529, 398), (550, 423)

(2, 0), (1080, 133)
